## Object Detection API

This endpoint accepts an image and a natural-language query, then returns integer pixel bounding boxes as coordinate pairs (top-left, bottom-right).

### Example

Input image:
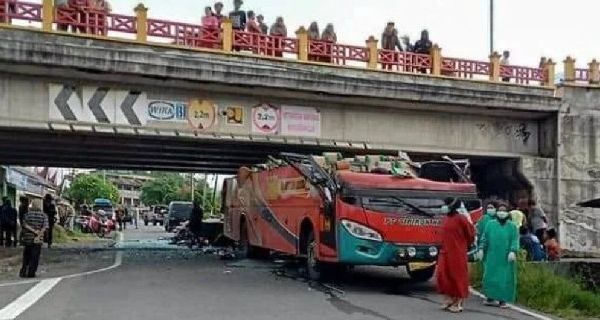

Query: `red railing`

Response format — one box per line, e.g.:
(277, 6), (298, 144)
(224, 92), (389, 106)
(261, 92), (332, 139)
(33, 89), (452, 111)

(378, 49), (432, 73)
(500, 65), (546, 85)
(147, 18), (221, 48)
(106, 13), (136, 34)
(233, 30), (298, 56)
(575, 68), (589, 82)
(55, 7), (107, 35)
(1, 0), (42, 23)
(309, 40), (369, 65)
(442, 57), (490, 78)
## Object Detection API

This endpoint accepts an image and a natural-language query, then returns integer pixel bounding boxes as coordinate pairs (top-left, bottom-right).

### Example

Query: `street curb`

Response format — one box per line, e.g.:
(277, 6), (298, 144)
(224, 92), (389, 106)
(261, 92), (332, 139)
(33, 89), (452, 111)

(469, 288), (555, 320)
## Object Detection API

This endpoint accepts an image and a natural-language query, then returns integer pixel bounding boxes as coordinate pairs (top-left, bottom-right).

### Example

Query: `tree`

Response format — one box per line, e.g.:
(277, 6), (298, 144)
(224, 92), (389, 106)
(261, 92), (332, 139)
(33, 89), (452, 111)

(140, 173), (220, 213)
(65, 174), (119, 207)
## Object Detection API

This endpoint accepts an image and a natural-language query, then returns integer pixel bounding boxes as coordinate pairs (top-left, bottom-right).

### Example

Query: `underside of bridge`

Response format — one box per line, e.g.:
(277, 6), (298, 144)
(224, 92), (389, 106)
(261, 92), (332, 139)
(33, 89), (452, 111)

(0, 128), (402, 173)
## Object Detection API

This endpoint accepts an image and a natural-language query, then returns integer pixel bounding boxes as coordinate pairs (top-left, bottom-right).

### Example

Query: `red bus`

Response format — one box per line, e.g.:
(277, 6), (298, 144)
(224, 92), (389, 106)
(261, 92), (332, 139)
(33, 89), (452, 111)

(223, 153), (482, 281)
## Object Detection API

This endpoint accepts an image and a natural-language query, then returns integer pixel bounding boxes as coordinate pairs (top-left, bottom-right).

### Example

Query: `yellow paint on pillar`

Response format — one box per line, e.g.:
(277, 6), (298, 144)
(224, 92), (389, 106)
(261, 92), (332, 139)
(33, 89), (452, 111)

(134, 3), (148, 43)
(563, 56), (576, 83)
(42, 0), (54, 32)
(295, 27), (308, 61)
(544, 59), (556, 87)
(365, 36), (378, 70)
(431, 44), (442, 76)
(222, 18), (233, 52)
(589, 59), (600, 85)
(489, 51), (501, 82)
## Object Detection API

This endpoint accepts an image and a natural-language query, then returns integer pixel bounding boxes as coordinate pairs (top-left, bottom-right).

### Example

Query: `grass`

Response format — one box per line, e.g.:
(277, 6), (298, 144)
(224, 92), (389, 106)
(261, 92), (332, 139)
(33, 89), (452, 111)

(53, 225), (96, 244)
(470, 253), (600, 320)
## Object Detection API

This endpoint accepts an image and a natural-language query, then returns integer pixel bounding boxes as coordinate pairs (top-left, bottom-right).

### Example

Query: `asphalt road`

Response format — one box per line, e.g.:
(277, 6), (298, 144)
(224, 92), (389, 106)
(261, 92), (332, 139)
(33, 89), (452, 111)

(0, 225), (545, 320)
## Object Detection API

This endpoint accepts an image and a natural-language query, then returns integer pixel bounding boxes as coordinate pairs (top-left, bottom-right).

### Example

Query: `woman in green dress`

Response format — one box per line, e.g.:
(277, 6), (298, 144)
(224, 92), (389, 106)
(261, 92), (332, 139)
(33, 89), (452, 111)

(481, 202), (519, 308)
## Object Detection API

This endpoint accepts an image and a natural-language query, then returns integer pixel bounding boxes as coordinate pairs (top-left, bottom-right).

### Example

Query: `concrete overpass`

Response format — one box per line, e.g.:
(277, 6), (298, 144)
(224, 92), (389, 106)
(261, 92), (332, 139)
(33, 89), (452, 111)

(0, 26), (597, 255)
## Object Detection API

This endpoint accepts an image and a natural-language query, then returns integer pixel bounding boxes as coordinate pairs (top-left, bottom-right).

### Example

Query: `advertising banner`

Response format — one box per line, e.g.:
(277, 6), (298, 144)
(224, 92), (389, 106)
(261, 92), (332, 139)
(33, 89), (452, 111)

(280, 106), (321, 137)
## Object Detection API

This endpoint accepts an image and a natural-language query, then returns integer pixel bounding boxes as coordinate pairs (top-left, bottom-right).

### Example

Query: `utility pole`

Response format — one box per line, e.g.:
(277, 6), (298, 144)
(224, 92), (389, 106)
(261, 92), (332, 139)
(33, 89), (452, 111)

(190, 173), (195, 202)
(202, 173), (208, 209)
(211, 173), (218, 215)
(489, 0), (495, 54)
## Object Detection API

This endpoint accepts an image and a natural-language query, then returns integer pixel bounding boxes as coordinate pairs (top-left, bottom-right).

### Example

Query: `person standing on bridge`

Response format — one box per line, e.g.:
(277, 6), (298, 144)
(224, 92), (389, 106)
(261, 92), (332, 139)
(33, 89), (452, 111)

(229, 0), (247, 31)
(213, 2), (225, 26)
(257, 15), (268, 34)
(481, 202), (519, 308)
(436, 197), (475, 313)
(43, 194), (57, 248)
(20, 200), (48, 278)
(381, 22), (403, 70)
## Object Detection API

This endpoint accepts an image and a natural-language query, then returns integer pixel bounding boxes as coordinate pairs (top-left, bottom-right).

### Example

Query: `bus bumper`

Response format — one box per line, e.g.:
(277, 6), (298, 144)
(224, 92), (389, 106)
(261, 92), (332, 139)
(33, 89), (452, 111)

(337, 224), (439, 266)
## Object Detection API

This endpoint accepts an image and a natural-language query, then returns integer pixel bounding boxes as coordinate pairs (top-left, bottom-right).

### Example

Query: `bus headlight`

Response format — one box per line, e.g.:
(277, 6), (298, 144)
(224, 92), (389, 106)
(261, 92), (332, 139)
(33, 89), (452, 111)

(429, 246), (439, 257)
(407, 246), (417, 257)
(341, 220), (383, 242)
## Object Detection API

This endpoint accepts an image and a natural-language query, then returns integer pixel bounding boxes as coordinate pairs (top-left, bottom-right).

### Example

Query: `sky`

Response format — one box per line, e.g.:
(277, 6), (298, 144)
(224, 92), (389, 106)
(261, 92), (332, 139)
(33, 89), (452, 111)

(110, 0), (600, 68)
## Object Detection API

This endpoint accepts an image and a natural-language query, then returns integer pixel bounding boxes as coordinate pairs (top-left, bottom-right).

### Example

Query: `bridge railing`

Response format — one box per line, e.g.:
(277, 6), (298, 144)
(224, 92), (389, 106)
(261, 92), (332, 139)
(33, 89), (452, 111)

(2, 0), (600, 87)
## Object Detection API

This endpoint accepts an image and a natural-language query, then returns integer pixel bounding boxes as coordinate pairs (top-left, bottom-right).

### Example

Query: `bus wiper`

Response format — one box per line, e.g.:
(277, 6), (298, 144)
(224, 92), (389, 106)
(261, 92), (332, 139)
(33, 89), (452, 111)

(390, 197), (435, 218)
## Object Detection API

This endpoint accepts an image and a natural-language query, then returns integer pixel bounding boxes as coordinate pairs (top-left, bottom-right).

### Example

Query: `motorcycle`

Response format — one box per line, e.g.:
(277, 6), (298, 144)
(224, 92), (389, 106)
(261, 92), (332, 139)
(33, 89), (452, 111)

(86, 214), (115, 238)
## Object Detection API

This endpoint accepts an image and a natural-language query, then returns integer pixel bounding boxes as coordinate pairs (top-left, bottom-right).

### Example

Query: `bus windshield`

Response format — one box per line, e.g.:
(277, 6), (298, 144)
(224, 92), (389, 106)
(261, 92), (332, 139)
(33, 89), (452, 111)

(342, 189), (481, 217)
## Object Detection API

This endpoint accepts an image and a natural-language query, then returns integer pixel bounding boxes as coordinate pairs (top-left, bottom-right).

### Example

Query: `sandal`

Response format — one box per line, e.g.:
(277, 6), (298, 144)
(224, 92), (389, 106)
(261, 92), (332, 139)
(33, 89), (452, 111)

(447, 305), (462, 313)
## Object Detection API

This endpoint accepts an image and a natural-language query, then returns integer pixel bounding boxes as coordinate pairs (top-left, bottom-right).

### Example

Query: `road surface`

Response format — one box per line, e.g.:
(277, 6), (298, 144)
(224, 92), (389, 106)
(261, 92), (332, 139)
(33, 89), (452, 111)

(0, 225), (547, 320)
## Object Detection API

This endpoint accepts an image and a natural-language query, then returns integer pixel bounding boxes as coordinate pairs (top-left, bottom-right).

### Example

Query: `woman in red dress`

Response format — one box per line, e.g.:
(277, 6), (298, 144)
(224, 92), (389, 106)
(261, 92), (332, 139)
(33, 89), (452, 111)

(436, 197), (475, 313)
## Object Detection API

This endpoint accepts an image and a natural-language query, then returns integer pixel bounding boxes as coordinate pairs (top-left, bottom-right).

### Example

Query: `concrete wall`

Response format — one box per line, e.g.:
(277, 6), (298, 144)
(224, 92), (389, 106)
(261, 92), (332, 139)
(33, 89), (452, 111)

(555, 85), (600, 254)
(0, 75), (544, 157)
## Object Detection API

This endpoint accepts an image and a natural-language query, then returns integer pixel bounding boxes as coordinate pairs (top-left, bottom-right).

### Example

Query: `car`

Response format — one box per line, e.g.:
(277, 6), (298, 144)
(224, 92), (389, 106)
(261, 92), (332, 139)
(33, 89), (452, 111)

(144, 205), (167, 226)
(164, 201), (193, 232)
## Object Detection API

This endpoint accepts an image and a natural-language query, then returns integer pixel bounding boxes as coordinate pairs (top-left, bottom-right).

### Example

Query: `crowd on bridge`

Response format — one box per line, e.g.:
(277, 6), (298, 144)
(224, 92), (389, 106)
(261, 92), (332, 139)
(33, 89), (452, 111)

(436, 196), (560, 313)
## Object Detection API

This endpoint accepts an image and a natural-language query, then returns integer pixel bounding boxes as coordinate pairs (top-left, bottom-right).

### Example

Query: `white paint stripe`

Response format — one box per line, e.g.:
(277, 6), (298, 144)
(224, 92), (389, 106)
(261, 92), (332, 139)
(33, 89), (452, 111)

(0, 278), (61, 320)
(469, 288), (554, 320)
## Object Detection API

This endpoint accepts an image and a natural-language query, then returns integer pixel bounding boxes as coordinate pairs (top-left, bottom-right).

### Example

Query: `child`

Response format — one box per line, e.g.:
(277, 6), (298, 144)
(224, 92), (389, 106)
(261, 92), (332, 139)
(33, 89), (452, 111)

(544, 228), (561, 261)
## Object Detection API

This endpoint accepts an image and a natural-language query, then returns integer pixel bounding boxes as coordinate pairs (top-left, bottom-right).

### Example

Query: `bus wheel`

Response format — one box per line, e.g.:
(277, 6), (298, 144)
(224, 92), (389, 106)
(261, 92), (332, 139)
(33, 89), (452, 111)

(407, 265), (436, 283)
(306, 231), (322, 281)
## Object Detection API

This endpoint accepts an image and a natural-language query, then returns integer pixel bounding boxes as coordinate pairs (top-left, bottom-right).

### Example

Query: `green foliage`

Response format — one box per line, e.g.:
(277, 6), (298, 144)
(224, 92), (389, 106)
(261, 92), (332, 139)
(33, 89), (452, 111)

(65, 174), (119, 207)
(140, 173), (220, 213)
(470, 255), (600, 320)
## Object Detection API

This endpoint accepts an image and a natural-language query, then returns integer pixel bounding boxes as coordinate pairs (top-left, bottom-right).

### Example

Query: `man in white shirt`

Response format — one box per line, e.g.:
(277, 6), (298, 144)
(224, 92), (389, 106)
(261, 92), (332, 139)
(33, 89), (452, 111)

(501, 50), (510, 82)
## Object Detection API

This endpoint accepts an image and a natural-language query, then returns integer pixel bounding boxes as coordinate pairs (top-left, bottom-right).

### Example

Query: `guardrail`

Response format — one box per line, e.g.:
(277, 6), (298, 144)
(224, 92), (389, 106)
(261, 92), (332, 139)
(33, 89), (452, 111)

(1, 0), (598, 87)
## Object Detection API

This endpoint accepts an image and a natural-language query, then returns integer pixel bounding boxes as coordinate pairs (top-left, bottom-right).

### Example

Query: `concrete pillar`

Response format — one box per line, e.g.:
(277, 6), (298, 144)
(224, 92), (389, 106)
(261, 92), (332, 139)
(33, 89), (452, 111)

(222, 18), (233, 52)
(588, 59), (600, 84)
(431, 44), (442, 76)
(563, 56), (576, 83)
(543, 59), (556, 87)
(134, 4), (148, 43)
(365, 36), (378, 70)
(295, 27), (308, 62)
(42, 0), (54, 32)
(489, 51), (501, 82)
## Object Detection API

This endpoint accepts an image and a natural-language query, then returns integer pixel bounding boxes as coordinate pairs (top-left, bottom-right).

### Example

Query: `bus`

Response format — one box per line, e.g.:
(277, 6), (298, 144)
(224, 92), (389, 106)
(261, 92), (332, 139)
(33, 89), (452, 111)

(92, 198), (114, 218)
(222, 153), (482, 281)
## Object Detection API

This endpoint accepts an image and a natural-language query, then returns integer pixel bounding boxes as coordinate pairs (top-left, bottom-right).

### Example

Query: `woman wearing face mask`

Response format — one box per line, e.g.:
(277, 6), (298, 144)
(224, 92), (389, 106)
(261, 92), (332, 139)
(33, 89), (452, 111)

(481, 202), (519, 308)
(436, 197), (476, 313)
(477, 202), (497, 250)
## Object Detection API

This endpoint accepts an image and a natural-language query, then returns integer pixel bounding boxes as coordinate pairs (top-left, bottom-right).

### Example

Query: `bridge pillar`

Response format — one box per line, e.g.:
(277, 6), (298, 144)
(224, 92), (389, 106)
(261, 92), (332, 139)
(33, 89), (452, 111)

(295, 27), (308, 61)
(134, 4), (148, 43)
(366, 36), (378, 70)
(588, 59), (599, 84)
(489, 51), (501, 81)
(42, 0), (54, 32)
(543, 59), (556, 87)
(431, 44), (442, 76)
(563, 56), (576, 83)
(222, 18), (233, 52)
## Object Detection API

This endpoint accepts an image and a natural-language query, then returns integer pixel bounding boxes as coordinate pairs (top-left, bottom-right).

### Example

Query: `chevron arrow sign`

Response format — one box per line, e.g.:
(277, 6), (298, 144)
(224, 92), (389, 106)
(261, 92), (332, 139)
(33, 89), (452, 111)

(49, 84), (148, 126)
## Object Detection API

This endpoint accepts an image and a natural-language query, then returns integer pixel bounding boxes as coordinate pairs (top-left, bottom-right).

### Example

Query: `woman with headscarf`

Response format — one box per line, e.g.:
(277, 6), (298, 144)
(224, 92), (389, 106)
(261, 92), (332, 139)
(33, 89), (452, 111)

(307, 22), (320, 61)
(320, 23), (337, 63)
(268, 17), (287, 57)
(481, 202), (519, 308)
(436, 197), (476, 313)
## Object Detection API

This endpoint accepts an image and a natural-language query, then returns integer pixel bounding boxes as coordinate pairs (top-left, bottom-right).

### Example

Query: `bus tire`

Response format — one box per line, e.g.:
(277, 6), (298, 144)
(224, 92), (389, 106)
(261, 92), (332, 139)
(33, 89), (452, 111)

(407, 265), (436, 283)
(306, 231), (322, 281)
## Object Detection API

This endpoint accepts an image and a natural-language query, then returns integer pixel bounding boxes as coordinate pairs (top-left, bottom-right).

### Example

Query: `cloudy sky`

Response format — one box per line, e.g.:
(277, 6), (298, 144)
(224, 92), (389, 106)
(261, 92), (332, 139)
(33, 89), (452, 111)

(109, 0), (599, 69)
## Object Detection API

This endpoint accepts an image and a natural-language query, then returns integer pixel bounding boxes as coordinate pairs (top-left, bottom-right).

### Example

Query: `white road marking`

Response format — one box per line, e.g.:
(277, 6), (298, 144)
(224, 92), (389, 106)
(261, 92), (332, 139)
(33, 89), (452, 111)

(469, 288), (554, 320)
(0, 278), (61, 320)
(0, 232), (125, 319)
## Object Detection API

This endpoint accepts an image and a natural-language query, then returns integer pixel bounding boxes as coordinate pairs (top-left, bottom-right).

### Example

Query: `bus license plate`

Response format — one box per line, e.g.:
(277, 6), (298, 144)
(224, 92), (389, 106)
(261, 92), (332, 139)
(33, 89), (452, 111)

(408, 262), (436, 271)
